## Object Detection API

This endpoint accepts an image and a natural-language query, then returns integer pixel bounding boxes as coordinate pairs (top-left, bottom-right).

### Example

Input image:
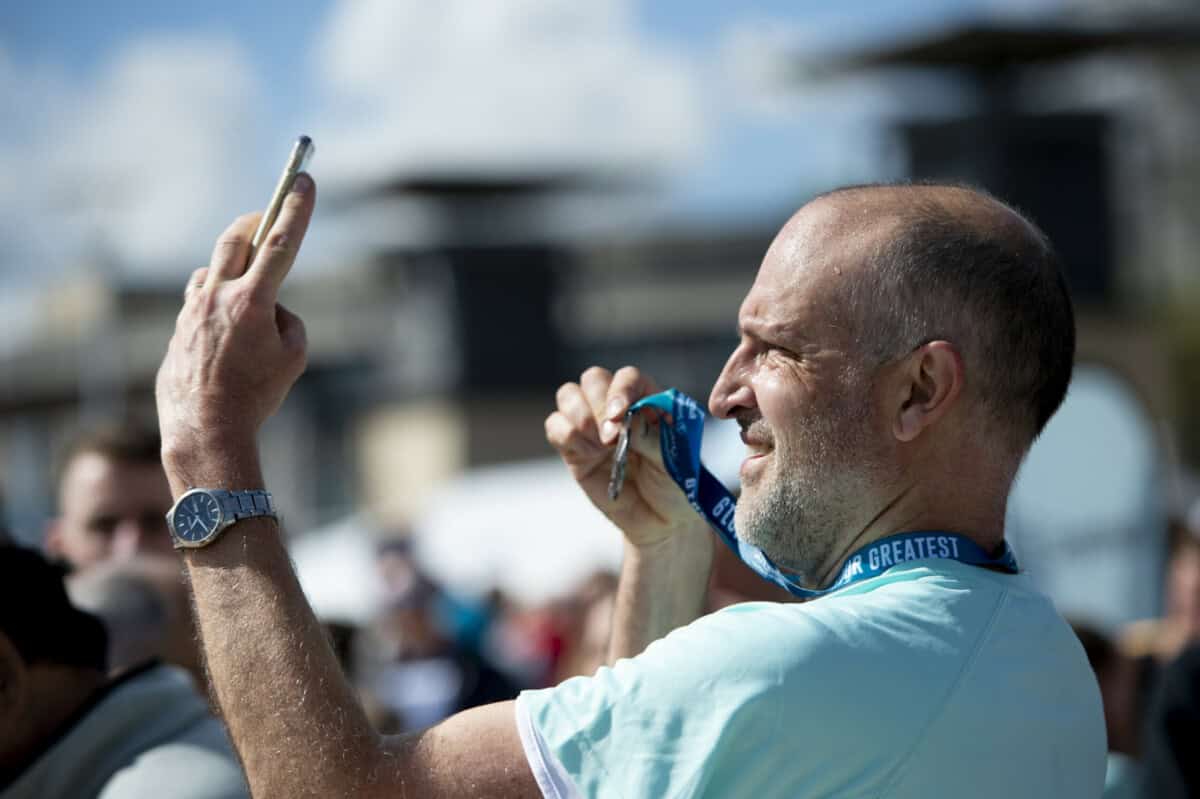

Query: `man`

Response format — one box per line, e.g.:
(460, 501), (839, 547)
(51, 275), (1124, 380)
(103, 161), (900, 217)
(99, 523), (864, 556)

(0, 546), (248, 798)
(66, 559), (172, 675)
(45, 422), (176, 568)
(154, 175), (1105, 797)
(45, 423), (205, 683)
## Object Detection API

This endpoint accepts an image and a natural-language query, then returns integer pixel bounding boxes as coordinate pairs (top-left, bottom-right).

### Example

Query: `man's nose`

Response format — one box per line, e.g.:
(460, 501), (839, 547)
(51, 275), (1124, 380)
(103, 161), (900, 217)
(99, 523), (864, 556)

(709, 349), (755, 419)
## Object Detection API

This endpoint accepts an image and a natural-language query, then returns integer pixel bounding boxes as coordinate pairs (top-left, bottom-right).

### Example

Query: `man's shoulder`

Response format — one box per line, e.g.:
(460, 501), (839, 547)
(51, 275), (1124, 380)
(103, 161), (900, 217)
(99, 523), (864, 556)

(2, 664), (248, 799)
(649, 560), (1070, 690)
(97, 715), (248, 799)
(691, 560), (1018, 645)
(95, 665), (248, 798)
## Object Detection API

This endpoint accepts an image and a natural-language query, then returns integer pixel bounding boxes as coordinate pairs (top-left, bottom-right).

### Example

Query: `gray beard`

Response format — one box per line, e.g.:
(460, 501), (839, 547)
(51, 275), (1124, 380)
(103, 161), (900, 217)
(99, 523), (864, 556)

(735, 455), (853, 586)
(733, 392), (879, 587)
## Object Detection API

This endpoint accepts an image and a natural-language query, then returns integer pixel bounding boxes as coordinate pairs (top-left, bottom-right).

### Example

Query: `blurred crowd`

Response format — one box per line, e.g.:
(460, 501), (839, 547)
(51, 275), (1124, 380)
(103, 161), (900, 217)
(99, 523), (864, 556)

(2, 417), (1199, 798)
(1072, 513), (1200, 798)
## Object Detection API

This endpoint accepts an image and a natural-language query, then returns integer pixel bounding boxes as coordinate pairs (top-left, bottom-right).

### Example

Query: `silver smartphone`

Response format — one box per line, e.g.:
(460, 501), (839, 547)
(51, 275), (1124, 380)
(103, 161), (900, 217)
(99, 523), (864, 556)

(247, 135), (315, 265)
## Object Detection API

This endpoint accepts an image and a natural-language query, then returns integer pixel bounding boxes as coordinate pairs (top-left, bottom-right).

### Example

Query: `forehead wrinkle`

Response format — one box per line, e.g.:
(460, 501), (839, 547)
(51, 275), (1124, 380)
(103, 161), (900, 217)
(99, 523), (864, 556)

(738, 288), (825, 359)
(738, 310), (794, 343)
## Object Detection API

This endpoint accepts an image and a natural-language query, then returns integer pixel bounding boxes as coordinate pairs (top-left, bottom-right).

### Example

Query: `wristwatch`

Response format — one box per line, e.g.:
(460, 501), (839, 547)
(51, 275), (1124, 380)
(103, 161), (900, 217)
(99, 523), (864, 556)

(166, 488), (277, 549)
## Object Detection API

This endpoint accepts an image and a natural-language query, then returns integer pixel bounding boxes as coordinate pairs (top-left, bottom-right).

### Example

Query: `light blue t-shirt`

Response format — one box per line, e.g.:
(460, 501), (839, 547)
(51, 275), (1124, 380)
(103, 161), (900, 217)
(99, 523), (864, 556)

(518, 558), (1106, 798)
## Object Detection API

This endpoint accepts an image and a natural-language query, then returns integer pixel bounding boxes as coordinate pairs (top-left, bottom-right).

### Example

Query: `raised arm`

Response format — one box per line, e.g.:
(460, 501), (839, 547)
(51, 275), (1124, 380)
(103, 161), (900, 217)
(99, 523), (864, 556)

(545, 367), (713, 663)
(155, 176), (538, 799)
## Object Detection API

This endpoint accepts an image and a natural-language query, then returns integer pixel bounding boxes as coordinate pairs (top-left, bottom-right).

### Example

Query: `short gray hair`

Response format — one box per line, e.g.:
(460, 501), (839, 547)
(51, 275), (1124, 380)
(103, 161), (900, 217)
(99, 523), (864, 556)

(834, 183), (1075, 447)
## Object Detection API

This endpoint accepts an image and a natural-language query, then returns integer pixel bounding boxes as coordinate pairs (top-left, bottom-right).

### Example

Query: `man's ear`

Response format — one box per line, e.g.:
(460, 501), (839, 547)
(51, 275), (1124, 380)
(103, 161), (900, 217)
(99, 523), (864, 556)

(892, 341), (965, 443)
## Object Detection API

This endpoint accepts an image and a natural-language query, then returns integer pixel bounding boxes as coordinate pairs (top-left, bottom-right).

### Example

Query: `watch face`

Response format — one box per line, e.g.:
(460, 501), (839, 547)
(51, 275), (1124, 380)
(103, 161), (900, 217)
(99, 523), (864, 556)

(172, 491), (223, 545)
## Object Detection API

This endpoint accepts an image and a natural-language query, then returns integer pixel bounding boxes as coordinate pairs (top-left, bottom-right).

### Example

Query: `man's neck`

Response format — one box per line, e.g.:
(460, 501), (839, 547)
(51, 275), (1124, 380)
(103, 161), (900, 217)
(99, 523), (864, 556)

(0, 666), (106, 782)
(810, 484), (1008, 591)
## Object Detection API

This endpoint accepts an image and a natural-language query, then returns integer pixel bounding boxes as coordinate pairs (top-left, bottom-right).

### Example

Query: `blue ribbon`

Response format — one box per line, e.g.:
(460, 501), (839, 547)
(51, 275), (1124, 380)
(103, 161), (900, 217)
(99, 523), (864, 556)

(629, 389), (1019, 599)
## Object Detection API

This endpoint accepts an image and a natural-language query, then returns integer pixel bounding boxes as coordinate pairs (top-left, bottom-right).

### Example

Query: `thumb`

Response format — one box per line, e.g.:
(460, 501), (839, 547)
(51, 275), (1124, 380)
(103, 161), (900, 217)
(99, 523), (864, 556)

(627, 408), (667, 469)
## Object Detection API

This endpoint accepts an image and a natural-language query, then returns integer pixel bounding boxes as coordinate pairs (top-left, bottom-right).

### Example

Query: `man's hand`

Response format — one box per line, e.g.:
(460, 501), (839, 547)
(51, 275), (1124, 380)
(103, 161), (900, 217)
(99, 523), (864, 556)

(155, 174), (314, 490)
(547, 366), (713, 661)
(546, 366), (709, 549)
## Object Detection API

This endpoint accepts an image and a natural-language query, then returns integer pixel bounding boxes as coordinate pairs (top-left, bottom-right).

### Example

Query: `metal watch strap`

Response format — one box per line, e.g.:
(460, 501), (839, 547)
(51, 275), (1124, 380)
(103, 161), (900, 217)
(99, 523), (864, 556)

(216, 490), (277, 523)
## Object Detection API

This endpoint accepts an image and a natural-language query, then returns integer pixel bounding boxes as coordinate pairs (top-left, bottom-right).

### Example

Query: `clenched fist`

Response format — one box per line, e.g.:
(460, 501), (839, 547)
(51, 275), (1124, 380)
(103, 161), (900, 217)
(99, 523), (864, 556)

(155, 174), (315, 490)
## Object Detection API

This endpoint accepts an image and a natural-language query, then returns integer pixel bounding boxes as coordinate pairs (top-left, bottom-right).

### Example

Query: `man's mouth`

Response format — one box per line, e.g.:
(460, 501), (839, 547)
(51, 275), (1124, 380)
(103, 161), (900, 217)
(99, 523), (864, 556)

(738, 419), (773, 457)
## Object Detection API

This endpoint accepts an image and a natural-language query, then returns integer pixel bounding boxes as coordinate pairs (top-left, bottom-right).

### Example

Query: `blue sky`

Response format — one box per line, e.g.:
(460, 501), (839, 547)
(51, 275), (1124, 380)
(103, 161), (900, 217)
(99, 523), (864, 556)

(0, 0), (1061, 283)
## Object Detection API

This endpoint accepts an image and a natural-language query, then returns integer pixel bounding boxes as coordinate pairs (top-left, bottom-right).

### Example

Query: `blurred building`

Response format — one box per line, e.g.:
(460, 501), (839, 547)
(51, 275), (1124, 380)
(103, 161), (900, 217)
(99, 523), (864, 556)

(0, 172), (772, 544)
(1, 6), (1198, 630)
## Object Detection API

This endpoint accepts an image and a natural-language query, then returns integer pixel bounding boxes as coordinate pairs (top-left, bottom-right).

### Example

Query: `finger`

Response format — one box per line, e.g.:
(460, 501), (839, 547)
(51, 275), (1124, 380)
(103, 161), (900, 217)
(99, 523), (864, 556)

(579, 366), (613, 423)
(245, 172), (316, 297)
(554, 382), (600, 442)
(207, 213), (261, 284)
(545, 411), (601, 462)
(183, 267), (209, 299)
(626, 410), (666, 465)
(600, 366), (661, 444)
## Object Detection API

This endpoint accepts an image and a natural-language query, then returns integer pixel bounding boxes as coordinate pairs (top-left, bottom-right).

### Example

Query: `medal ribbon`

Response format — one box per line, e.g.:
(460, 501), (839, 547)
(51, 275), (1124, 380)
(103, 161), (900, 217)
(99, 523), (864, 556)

(629, 389), (1018, 599)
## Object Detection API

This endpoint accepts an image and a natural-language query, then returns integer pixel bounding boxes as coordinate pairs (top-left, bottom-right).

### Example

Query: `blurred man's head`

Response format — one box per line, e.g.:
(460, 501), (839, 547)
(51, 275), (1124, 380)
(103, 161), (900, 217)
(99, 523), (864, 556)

(64, 553), (203, 684)
(708, 183), (1074, 581)
(67, 560), (170, 676)
(45, 421), (174, 569)
(0, 545), (108, 762)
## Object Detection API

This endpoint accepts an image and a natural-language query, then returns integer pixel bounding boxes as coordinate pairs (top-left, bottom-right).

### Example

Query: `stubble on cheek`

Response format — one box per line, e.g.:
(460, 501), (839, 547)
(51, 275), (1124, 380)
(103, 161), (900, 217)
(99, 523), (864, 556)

(732, 384), (879, 580)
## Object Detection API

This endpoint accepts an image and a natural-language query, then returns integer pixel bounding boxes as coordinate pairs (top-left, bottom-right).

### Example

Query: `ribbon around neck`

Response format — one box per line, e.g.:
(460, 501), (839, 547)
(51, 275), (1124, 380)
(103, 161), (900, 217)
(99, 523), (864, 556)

(628, 389), (1018, 599)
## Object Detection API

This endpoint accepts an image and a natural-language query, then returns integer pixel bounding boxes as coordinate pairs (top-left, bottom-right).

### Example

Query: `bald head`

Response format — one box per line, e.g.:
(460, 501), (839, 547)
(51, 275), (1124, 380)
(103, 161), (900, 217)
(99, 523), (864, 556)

(794, 182), (1075, 449)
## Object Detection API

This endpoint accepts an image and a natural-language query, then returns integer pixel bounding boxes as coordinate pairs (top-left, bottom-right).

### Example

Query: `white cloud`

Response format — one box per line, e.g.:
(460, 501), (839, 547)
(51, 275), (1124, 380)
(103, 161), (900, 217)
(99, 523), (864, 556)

(309, 0), (705, 186)
(0, 3), (707, 284)
(0, 36), (267, 282)
(716, 17), (980, 124)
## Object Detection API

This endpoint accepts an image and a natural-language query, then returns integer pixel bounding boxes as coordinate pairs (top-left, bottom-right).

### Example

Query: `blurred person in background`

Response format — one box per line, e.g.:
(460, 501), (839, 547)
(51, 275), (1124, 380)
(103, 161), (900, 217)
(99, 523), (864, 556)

(1122, 514), (1200, 666)
(547, 571), (617, 684)
(1140, 642), (1200, 798)
(367, 541), (517, 732)
(0, 545), (247, 799)
(44, 422), (205, 686)
(1073, 622), (1143, 798)
(153, 178), (1104, 796)
(66, 557), (207, 685)
(66, 563), (169, 676)
(44, 421), (174, 568)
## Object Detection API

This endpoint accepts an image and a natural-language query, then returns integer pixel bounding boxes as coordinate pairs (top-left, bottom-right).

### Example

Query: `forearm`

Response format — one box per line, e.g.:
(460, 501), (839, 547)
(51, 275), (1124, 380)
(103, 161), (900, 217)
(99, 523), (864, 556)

(155, 186), (536, 797)
(607, 521), (713, 663)
(166, 446), (384, 799)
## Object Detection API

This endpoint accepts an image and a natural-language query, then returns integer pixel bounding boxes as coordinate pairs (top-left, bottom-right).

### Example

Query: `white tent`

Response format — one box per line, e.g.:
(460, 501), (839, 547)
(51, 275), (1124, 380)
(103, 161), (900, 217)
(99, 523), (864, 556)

(411, 458), (624, 606)
(293, 416), (747, 614)
(413, 416), (746, 606)
(290, 513), (388, 624)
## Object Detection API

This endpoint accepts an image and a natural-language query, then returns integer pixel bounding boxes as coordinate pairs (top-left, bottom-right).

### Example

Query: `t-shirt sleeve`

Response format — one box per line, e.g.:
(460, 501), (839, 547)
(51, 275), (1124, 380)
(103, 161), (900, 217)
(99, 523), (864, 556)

(517, 603), (844, 799)
(516, 692), (585, 799)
